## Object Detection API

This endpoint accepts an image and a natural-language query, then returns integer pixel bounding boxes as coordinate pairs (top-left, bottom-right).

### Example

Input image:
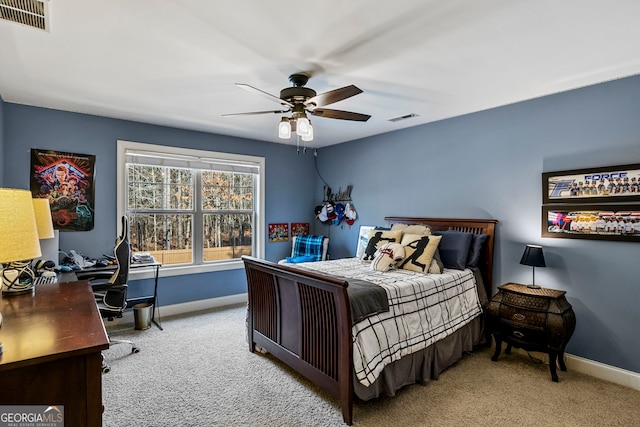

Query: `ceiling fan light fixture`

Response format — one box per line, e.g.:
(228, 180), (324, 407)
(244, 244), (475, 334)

(301, 123), (314, 142)
(296, 116), (311, 137)
(278, 117), (291, 139)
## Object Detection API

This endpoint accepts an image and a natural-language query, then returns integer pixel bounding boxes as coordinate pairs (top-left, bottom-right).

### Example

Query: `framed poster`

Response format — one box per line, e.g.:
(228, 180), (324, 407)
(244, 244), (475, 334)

(542, 163), (640, 204)
(268, 223), (289, 242)
(290, 222), (310, 236)
(542, 204), (640, 241)
(30, 149), (96, 231)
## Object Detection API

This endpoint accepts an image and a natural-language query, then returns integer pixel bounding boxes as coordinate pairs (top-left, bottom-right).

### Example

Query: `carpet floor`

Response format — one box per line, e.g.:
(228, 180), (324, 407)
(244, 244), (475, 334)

(102, 304), (640, 426)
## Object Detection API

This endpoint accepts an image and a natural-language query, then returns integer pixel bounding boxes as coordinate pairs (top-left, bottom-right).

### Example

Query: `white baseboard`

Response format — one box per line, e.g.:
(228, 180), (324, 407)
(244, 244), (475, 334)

(108, 297), (640, 392)
(508, 347), (640, 392)
(565, 353), (640, 391)
(158, 293), (248, 318)
(105, 293), (248, 329)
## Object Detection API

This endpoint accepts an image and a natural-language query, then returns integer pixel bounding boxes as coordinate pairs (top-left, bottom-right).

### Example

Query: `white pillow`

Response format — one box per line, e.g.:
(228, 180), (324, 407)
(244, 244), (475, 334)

(370, 242), (405, 272)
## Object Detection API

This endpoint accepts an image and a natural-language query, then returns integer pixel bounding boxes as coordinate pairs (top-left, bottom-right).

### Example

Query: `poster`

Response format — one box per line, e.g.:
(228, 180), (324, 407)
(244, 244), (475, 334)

(542, 205), (640, 241)
(290, 222), (310, 236)
(30, 149), (96, 231)
(268, 223), (289, 242)
(542, 163), (640, 204)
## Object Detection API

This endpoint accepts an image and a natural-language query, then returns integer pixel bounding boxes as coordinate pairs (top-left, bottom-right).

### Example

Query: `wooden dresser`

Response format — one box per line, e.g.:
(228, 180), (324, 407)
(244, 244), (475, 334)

(0, 281), (109, 426)
(486, 282), (576, 381)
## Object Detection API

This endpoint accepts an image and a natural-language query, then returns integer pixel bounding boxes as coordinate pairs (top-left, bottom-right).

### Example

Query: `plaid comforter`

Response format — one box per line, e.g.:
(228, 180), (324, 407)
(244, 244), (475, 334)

(294, 258), (483, 386)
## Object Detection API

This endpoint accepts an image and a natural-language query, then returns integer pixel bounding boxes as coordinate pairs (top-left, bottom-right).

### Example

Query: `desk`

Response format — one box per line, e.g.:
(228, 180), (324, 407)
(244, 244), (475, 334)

(0, 281), (109, 427)
(76, 261), (163, 330)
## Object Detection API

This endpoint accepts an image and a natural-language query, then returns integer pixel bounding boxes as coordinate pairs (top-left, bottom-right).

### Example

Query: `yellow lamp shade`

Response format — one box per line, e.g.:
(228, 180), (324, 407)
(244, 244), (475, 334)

(0, 188), (42, 263)
(32, 198), (55, 239)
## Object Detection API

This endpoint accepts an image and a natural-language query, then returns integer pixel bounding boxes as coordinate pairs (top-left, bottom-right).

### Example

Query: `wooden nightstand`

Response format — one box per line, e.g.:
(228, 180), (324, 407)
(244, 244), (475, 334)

(486, 283), (576, 382)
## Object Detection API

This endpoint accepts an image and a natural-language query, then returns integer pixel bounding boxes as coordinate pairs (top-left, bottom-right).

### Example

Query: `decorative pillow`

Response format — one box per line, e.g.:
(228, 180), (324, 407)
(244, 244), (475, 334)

(433, 231), (473, 270)
(398, 234), (442, 273)
(466, 234), (488, 268)
(362, 230), (403, 261)
(428, 249), (444, 274)
(390, 223), (432, 235)
(370, 242), (405, 272)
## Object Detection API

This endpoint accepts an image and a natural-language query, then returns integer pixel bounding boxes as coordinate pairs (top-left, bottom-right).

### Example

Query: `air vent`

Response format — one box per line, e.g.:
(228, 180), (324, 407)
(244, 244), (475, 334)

(388, 113), (419, 123)
(0, 0), (50, 32)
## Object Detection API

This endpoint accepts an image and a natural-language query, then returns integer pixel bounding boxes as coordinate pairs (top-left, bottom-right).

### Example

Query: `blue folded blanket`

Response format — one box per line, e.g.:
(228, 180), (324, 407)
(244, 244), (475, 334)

(285, 255), (317, 263)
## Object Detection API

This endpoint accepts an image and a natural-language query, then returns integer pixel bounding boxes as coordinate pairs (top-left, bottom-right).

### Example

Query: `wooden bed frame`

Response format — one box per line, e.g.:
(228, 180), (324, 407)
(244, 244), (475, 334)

(243, 217), (498, 425)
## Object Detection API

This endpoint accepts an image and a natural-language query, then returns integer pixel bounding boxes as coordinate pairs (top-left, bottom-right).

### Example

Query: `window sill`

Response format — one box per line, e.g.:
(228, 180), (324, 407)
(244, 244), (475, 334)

(128, 259), (245, 280)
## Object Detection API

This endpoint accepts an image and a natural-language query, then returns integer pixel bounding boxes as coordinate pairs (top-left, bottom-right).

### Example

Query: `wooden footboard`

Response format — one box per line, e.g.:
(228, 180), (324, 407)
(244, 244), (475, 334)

(243, 217), (497, 425)
(242, 256), (354, 425)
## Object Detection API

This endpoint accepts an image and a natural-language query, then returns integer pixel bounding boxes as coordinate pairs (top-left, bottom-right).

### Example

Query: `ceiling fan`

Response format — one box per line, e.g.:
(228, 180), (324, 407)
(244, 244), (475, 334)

(223, 73), (370, 141)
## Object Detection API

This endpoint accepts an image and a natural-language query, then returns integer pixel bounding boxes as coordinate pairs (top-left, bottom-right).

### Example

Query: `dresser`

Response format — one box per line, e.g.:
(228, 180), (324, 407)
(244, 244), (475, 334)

(0, 281), (109, 426)
(486, 282), (576, 381)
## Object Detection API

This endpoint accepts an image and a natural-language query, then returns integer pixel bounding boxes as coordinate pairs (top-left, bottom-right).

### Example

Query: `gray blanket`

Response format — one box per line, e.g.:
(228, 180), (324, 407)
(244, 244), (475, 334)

(345, 277), (389, 324)
(289, 264), (389, 323)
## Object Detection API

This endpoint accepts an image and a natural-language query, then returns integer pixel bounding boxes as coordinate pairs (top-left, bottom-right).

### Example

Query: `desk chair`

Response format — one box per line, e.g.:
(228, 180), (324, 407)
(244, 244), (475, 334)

(77, 216), (139, 373)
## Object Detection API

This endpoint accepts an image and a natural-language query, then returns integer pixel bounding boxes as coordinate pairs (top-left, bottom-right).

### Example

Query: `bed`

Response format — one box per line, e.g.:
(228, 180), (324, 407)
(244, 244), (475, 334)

(243, 217), (498, 425)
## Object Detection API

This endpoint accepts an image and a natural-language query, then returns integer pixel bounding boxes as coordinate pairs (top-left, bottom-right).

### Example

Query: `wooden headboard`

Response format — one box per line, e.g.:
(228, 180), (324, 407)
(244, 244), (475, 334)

(385, 217), (498, 297)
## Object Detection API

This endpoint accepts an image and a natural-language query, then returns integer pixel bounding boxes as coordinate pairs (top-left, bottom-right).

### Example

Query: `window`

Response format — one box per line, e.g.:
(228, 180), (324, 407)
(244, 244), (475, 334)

(117, 141), (264, 275)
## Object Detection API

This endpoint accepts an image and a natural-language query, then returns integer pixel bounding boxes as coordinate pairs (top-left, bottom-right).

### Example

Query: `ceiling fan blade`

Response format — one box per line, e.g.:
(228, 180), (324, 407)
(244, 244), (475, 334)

(236, 83), (295, 108)
(222, 110), (289, 117)
(310, 108), (371, 122)
(305, 85), (363, 108)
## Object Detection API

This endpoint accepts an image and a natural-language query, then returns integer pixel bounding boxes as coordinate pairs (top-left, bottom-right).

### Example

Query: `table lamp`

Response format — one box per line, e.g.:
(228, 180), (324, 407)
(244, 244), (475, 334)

(32, 198), (55, 240)
(0, 188), (42, 295)
(520, 244), (546, 289)
(32, 197), (58, 268)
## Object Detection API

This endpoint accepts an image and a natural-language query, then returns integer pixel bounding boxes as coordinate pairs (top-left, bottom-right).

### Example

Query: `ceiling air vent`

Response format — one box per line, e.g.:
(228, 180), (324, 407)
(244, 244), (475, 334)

(388, 113), (419, 123)
(0, 0), (50, 32)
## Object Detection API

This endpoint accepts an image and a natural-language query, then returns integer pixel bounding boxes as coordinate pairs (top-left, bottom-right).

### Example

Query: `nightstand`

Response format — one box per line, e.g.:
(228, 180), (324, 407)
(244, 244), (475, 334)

(486, 283), (576, 381)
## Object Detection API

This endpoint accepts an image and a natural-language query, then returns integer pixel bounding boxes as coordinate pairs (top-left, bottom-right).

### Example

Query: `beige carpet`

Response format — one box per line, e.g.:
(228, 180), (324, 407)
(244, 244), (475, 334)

(102, 304), (639, 426)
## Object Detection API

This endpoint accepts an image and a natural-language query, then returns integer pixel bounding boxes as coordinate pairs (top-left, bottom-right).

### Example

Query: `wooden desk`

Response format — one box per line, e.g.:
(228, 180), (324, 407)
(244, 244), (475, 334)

(0, 281), (109, 427)
(76, 261), (163, 330)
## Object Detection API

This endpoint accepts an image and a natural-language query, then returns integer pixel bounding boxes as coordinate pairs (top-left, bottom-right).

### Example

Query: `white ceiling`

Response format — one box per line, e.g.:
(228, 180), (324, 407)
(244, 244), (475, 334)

(1, 0), (640, 148)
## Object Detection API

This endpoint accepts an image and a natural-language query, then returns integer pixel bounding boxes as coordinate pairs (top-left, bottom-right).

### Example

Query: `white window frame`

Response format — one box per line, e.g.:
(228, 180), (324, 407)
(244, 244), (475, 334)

(117, 140), (265, 279)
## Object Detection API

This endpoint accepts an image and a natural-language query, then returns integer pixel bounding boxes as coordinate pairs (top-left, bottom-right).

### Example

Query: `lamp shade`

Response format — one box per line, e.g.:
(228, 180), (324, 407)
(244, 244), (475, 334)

(32, 198), (55, 239)
(0, 188), (42, 263)
(296, 116), (311, 136)
(278, 118), (291, 139)
(520, 244), (546, 267)
(301, 122), (314, 142)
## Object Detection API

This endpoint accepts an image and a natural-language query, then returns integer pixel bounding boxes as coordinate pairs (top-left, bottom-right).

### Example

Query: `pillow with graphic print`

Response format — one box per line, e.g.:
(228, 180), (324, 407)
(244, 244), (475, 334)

(398, 233), (442, 273)
(370, 242), (405, 272)
(362, 230), (403, 261)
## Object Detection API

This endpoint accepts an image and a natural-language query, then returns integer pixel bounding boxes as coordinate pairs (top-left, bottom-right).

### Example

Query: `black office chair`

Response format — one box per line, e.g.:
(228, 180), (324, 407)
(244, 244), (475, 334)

(78, 216), (139, 373)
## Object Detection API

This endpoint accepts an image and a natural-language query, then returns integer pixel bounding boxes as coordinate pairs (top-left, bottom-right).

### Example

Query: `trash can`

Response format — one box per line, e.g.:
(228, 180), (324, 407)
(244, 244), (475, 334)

(133, 303), (153, 330)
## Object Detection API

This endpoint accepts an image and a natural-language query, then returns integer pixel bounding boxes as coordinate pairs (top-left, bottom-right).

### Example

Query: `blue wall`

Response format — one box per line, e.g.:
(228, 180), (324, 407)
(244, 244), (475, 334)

(315, 75), (640, 374)
(2, 104), (316, 305)
(2, 75), (639, 375)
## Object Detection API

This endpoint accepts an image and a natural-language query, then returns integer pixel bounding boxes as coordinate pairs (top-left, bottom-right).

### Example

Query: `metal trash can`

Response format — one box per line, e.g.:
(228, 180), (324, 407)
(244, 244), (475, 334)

(133, 303), (153, 330)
